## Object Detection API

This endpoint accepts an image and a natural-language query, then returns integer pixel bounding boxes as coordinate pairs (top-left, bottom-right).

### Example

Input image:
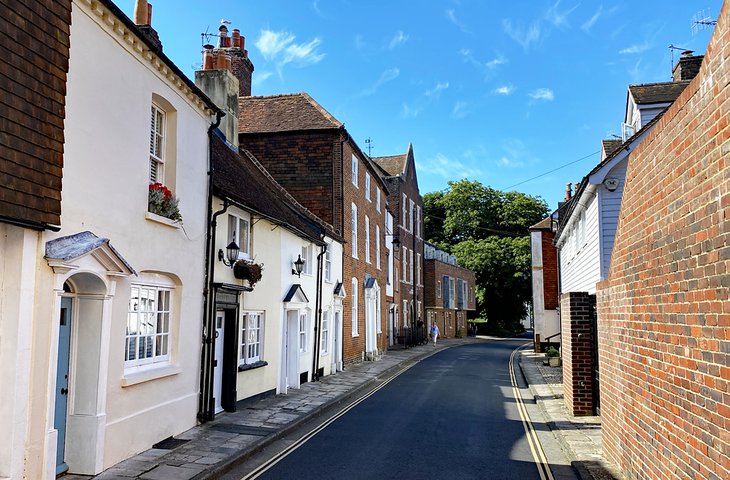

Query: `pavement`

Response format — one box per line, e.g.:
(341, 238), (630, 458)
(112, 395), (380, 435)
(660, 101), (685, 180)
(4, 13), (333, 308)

(64, 336), (622, 480)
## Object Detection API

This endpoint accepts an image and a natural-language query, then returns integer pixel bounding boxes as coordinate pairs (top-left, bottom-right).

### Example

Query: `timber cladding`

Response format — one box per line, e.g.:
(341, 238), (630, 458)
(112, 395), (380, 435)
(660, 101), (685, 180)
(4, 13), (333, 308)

(596, 3), (730, 479)
(0, 0), (71, 227)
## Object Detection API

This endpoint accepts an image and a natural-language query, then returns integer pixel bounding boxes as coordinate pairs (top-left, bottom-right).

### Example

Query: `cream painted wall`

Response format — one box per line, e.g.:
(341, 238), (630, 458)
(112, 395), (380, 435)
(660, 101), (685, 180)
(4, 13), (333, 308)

(20, 1), (215, 477)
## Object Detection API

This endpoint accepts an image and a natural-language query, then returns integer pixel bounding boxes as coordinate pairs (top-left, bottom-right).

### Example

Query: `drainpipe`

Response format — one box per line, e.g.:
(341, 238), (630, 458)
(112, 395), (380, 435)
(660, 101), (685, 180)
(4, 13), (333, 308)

(198, 111), (225, 423)
(311, 241), (327, 381)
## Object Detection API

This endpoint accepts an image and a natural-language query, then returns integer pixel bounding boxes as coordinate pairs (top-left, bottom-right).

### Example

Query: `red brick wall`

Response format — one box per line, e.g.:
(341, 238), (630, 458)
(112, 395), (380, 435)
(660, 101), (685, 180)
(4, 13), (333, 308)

(240, 131), (340, 231)
(424, 259), (475, 339)
(560, 292), (596, 416)
(597, 3), (730, 479)
(541, 229), (559, 310)
(0, 0), (71, 227)
(341, 142), (388, 363)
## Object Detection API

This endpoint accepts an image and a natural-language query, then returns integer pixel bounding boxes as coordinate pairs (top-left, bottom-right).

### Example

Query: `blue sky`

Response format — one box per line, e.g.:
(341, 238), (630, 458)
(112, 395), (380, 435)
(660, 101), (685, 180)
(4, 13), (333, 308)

(120, 1), (720, 210)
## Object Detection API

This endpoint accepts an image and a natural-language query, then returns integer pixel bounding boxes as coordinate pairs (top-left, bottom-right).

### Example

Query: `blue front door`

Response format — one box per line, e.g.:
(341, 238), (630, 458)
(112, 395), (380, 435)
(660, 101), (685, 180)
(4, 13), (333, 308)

(55, 296), (72, 475)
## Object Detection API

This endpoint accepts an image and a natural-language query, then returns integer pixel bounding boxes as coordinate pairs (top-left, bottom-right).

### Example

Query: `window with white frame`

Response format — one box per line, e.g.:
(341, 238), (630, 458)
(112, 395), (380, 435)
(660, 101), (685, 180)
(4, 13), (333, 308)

(240, 311), (264, 364)
(351, 203), (358, 258)
(301, 244), (313, 275)
(325, 247), (332, 282)
(376, 189), (381, 212)
(365, 216), (370, 263)
(365, 173), (371, 201)
(351, 278), (359, 336)
(125, 277), (174, 370)
(386, 251), (391, 284)
(449, 277), (456, 309)
(321, 309), (330, 354)
(376, 225), (381, 269)
(402, 248), (407, 284)
(228, 213), (251, 258)
(417, 253), (421, 285)
(299, 313), (308, 352)
(149, 104), (165, 183)
(408, 200), (415, 233)
(352, 154), (358, 187)
(437, 280), (441, 298)
(410, 249), (414, 284)
(416, 205), (421, 238)
(462, 281), (468, 308)
(402, 194), (407, 227)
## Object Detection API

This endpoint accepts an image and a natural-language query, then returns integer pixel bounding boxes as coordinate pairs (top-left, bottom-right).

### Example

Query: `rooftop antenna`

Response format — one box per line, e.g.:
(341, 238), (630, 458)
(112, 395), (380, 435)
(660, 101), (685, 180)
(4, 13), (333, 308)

(668, 44), (690, 79)
(364, 137), (373, 157)
(691, 9), (717, 35)
(201, 25), (215, 47)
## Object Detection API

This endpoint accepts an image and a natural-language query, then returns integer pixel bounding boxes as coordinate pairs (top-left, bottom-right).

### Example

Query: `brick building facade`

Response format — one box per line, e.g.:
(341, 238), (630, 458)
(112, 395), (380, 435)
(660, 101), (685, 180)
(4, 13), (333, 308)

(372, 145), (425, 344)
(423, 244), (476, 339)
(596, 2), (730, 478)
(239, 93), (390, 365)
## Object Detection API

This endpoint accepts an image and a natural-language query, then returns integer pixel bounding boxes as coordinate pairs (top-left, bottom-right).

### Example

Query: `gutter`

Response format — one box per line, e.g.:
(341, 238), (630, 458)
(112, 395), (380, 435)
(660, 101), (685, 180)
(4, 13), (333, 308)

(0, 215), (61, 232)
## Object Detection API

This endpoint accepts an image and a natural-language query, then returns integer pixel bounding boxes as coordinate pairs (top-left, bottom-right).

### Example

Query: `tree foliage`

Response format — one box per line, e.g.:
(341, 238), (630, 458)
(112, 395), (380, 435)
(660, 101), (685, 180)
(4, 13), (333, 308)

(423, 180), (548, 335)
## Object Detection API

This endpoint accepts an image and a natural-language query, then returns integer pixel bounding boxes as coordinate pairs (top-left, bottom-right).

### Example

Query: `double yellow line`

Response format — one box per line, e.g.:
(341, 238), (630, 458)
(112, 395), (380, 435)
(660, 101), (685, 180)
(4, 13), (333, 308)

(509, 343), (555, 480)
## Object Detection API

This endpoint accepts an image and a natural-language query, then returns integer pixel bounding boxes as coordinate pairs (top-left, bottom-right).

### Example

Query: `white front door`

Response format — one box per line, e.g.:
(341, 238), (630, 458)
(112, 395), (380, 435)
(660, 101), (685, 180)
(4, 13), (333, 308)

(333, 311), (342, 371)
(213, 311), (225, 413)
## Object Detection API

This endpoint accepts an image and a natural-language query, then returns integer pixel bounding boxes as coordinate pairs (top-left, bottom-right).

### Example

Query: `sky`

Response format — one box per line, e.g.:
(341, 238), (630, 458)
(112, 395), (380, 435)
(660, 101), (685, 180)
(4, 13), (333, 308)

(119, 0), (721, 210)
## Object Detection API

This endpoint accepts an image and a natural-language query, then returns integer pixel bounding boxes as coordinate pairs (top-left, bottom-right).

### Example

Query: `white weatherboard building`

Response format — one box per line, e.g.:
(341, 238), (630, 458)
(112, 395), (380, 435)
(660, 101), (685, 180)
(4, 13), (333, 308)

(10, 1), (220, 477)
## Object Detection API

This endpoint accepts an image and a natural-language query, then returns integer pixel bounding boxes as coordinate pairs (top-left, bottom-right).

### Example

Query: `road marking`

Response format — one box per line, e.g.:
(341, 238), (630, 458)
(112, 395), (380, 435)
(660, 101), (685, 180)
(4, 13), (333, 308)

(509, 343), (555, 480)
(237, 362), (416, 480)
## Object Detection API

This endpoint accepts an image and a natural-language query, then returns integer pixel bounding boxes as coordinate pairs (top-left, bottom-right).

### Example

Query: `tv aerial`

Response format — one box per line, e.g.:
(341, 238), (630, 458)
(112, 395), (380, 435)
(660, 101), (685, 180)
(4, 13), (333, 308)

(691, 9), (717, 35)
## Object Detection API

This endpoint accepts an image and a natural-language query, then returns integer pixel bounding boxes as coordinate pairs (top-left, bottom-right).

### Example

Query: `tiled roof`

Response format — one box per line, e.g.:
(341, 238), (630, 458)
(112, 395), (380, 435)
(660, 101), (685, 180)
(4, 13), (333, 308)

(601, 139), (623, 158)
(628, 81), (690, 105)
(238, 93), (343, 133)
(371, 154), (407, 177)
(211, 133), (339, 243)
(530, 217), (553, 230)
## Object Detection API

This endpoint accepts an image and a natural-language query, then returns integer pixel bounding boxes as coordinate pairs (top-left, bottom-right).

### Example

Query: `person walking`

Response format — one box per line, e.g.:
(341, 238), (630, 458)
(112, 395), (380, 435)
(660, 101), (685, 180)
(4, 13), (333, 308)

(431, 322), (440, 346)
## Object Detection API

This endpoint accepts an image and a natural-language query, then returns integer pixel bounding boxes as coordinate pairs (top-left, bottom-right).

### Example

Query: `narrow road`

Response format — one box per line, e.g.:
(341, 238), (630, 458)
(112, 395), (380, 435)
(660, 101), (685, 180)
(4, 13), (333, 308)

(225, 339), (562, 480)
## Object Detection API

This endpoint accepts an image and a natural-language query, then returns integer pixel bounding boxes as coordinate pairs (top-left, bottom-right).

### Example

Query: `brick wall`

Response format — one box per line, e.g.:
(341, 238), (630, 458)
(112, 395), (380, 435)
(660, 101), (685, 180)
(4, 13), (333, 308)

(542, 229), (559, 310)
(597, 3), (730, 479)
(560, 292), (596, 416)
(0, 0), (71, 227)
(240, 131), (339, 230)
(341, 142), (388, 363)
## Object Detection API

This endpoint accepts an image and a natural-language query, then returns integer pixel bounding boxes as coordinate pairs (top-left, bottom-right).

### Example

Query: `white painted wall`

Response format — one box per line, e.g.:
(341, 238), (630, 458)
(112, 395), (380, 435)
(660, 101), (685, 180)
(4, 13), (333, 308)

(531, 230), (560, 344)
(598, 161), (627, 279)
(559, 193), (601, 294)
(21, 1), (214, 477)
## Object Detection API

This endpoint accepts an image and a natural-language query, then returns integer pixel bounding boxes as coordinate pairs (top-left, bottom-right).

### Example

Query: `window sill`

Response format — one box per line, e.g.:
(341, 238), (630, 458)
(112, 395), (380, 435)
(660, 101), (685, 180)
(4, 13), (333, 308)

(238, 360), (268, 372)
(145, 211), (181, 228)
(122, 364), (181, 387)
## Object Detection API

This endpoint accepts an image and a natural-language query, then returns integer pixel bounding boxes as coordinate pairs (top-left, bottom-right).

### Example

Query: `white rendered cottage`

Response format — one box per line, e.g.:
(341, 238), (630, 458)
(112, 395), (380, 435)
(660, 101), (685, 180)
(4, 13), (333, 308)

(21, 1), (221, 477)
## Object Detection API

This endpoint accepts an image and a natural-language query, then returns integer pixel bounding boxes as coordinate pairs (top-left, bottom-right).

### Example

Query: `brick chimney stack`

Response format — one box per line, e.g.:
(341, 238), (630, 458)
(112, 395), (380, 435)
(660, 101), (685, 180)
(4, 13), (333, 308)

(200, 24), (254, 97)
(565, 183), (572, 201)
(672, 50), (704, 81)
(133, 0), (162, 51)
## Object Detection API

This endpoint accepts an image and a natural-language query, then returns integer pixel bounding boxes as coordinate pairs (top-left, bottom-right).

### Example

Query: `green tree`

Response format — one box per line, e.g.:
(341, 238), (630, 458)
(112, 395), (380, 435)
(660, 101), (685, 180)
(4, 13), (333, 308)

(424, 180), (548, 334)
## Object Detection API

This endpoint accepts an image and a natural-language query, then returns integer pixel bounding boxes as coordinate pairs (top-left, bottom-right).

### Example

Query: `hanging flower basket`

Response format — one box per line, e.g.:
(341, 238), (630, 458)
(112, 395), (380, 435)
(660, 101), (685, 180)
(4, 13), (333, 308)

(148, 183), (182, 223)
(233, 260), (264, 286)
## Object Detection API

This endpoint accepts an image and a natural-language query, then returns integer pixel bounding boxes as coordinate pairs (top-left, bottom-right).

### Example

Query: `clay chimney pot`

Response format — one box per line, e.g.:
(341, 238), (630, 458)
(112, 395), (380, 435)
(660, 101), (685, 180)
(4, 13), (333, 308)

(133, 0), (148, 25)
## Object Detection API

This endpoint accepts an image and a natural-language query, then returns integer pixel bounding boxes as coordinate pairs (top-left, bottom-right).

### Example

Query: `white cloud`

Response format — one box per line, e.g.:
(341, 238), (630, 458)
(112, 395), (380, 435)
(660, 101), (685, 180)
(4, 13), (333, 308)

(446, 9), (471, 33)
(252, 71), (273, 89)
(362, 67), (400, 96)
(388, 30), (409, 49)
(494, 85), (514, 95)
(529, 88), (554, 101)
(545, 0), (580, 28)
(416, 152), (483, 181)
(255, 29), (324, 77)
(401, 102), (421, 119)
(486, 55), (507, 70)
(354, 34), (366, 50)
(452, 100), (469, 118)
(581, 5), (603, 32)
(619, 41), (651, 55)
(425, 81), (449, 97)
(497, 156), (525, 168)
(502, 19), (541, 50)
